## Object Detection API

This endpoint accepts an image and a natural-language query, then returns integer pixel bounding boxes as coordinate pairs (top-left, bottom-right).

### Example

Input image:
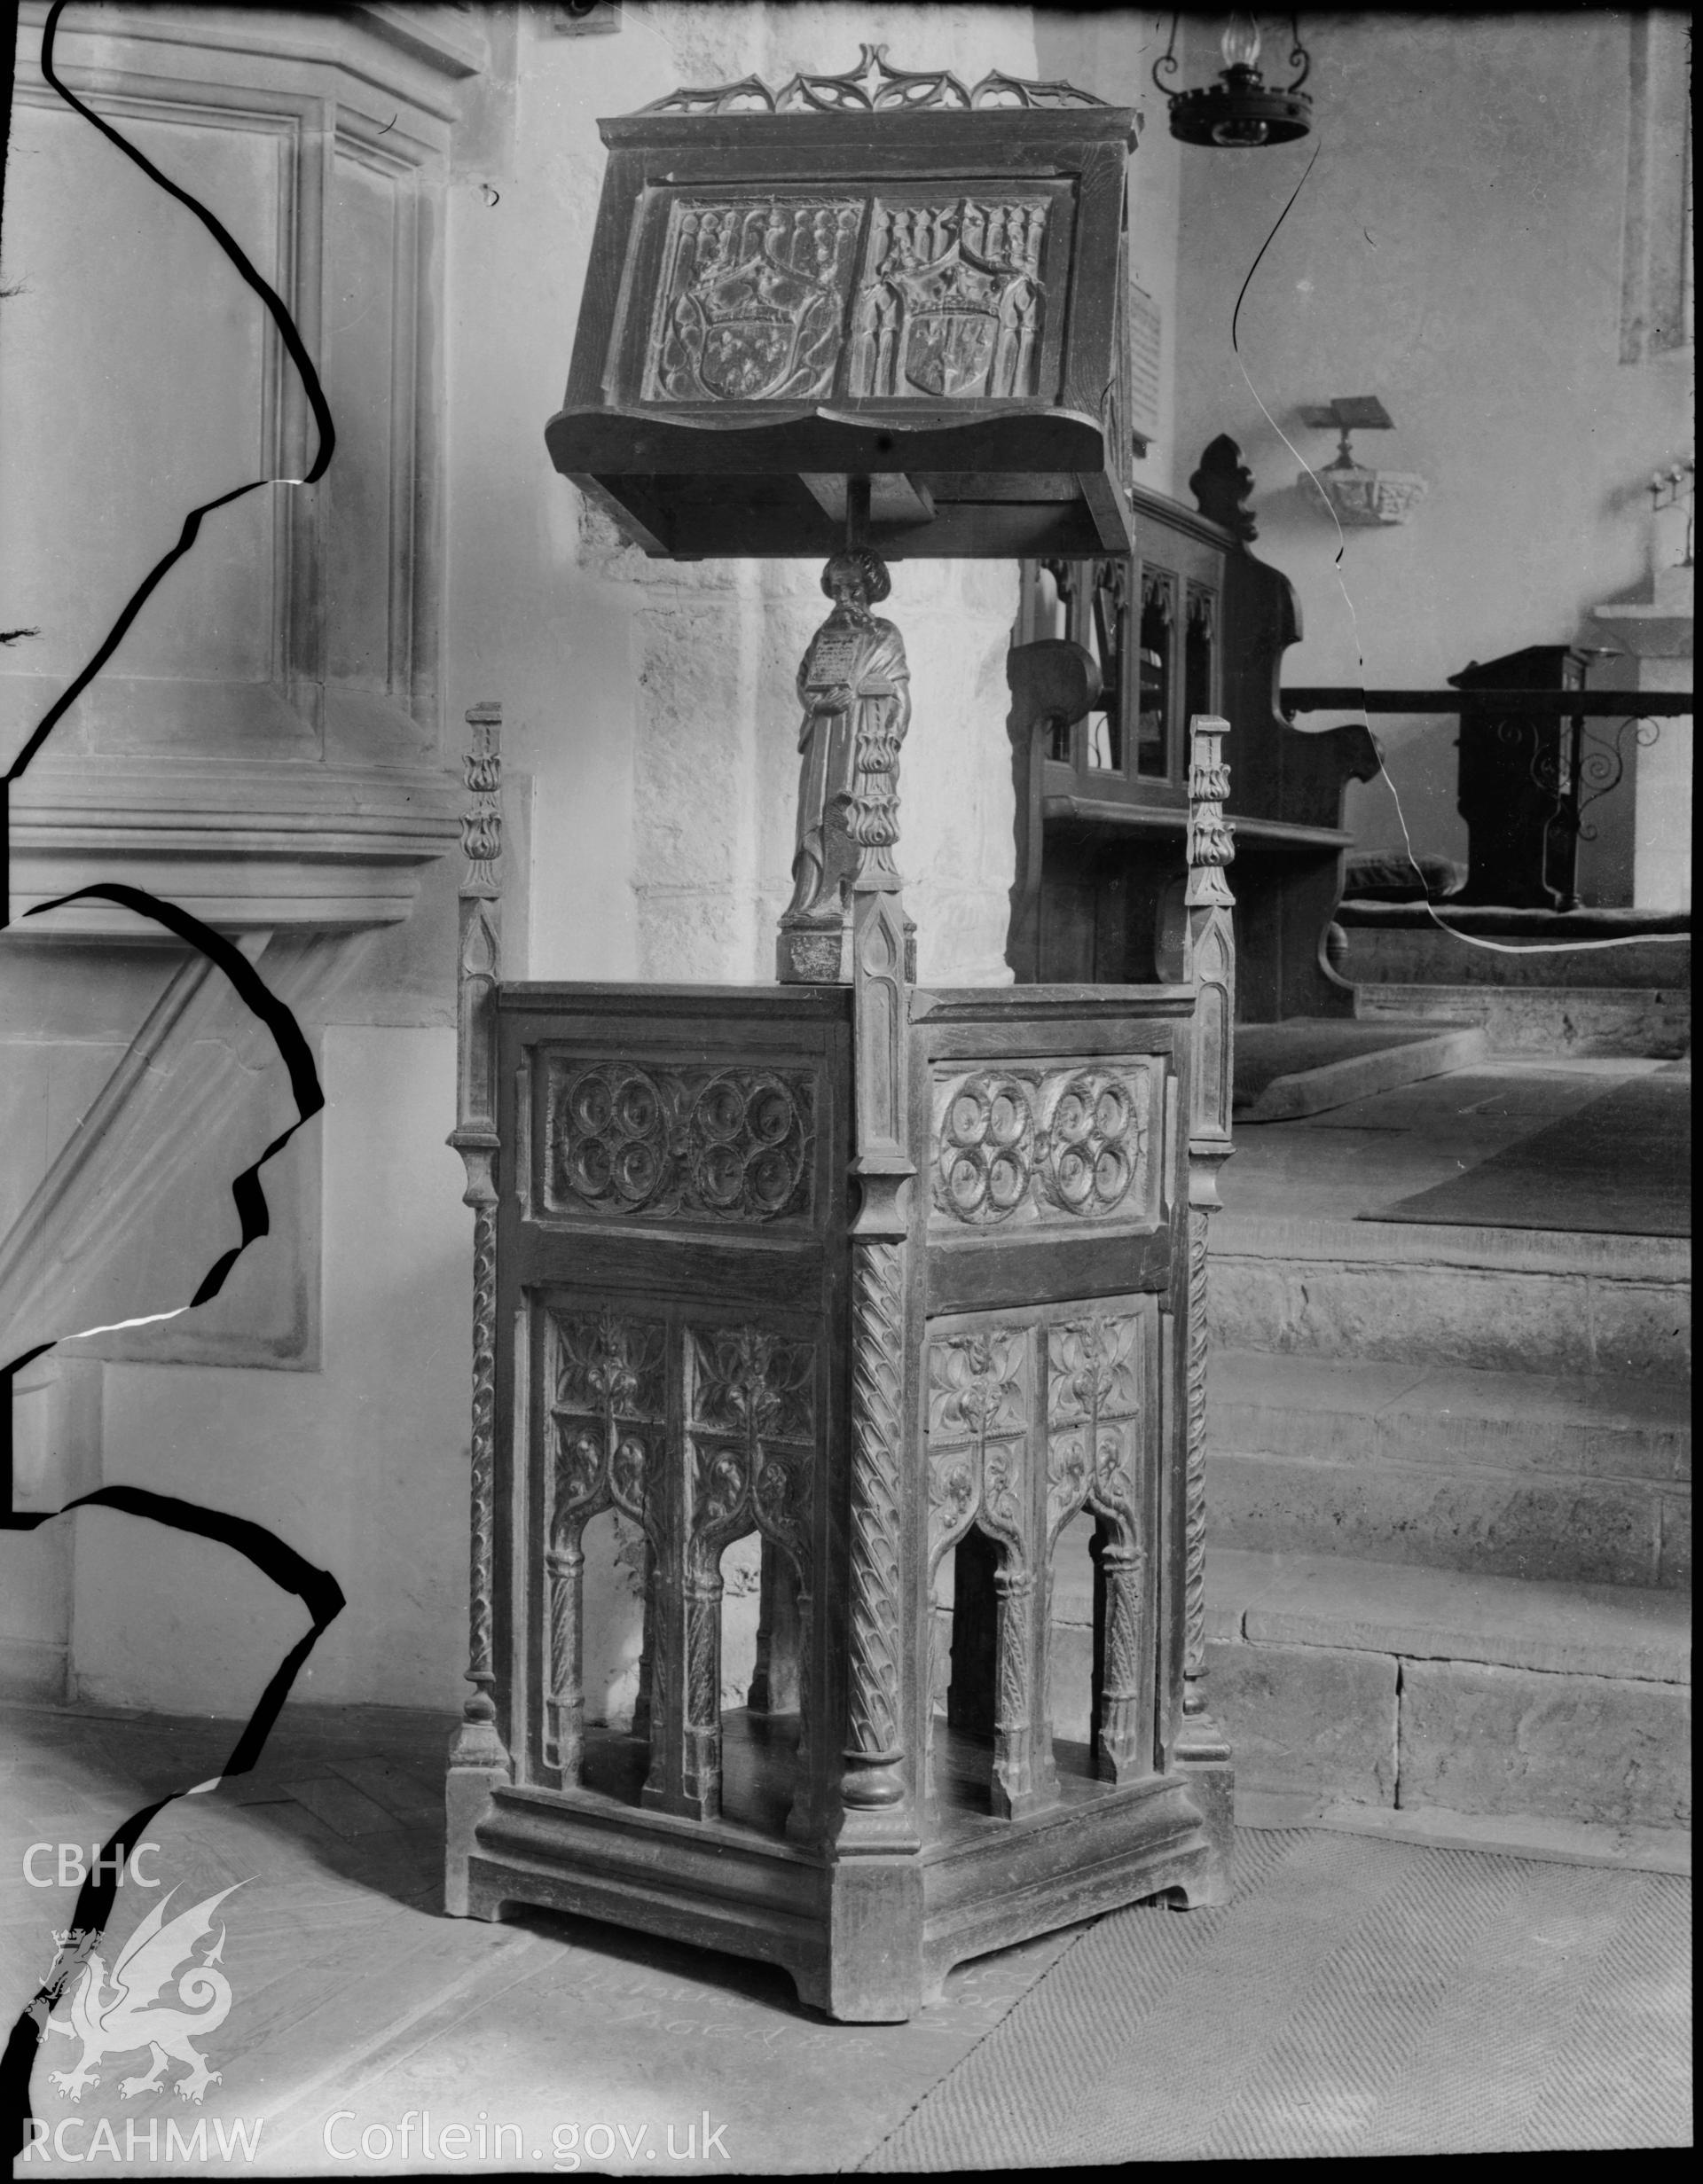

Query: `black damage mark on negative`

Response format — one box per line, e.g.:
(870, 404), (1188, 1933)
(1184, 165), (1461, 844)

(1, 888), (334, 2156)
(0, 1489), (344, 2157)
(4, 881), (326, 1361)
(0, 0), (336, 924)
(2, 6), (345, 2156)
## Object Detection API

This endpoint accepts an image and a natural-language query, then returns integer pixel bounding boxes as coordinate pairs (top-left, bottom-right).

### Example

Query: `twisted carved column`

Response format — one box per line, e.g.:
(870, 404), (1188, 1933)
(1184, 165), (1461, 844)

(838, 854), (917, 1839)
(991, 1567), (1038, 1816)
(545, 1535), (585, 1782)
(1098, 1539), (1144, 1778)
(449, 701), (511, 1779)
(843, 1236), (906, 1802)
(682, 1560), (725, 1820)
(460, 1193), (502, 1743)
(1181, 716), (1236, 1728)
(1182, 1208), (1212, 1702)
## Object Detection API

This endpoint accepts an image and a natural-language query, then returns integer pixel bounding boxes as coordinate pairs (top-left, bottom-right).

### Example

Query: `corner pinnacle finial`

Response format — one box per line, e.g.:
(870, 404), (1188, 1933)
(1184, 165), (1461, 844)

(461, 702), (502, 899)
(1185, 716), (1235, 907)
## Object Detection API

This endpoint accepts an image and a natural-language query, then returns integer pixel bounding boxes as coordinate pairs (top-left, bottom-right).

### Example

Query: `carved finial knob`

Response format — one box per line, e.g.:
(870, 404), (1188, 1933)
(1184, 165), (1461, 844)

(1185, 715), (1236, 907)
(1190, 435), (1258, 544)
(462, 701), (503, 898)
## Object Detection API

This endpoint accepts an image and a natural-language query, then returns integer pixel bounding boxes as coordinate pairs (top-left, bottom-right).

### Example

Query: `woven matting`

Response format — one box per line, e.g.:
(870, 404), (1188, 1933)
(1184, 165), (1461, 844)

(863, 1830), (1691, 2164)
(1374, 1074), (1691, 1236)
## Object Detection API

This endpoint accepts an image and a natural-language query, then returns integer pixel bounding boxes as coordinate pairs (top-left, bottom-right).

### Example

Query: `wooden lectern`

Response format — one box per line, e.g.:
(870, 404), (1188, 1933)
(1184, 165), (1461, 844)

(445, 49), (1235, 2023)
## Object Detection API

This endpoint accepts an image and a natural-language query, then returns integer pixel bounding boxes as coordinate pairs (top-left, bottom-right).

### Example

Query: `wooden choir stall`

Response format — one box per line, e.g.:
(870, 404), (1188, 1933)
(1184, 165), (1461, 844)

(443, 48), (1236, 2024)
(1006, 434), (1382, 1020)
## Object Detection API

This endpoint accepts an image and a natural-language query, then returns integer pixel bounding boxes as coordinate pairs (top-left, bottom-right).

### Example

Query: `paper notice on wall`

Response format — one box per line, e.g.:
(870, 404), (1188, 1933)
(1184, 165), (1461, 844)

(1128, 283), (1162, 446)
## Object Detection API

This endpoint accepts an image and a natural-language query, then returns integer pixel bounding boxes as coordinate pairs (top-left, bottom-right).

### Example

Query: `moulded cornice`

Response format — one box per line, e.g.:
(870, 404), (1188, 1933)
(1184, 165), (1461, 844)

(16, 2), (487, 125)
(7, 756), (462, 936)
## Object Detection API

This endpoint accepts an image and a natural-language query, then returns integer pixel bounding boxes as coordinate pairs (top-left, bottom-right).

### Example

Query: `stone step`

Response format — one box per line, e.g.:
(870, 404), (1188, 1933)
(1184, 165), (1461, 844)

(1204, 1350), (1690, 1589)
(1353, 980), (1690, 1058)
(1200, 1546), (1691, 1851)
(1337, 915), (1690, 991)
(1210, 1209), (1690, 1382)
(1043, 1538), (1689, 1849)
(1234, 1020), (1487, 1122)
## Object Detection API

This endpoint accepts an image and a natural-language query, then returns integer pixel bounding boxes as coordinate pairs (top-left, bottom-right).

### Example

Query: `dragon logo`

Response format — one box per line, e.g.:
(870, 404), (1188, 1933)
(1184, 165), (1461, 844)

(46, 1884), (241, 2105)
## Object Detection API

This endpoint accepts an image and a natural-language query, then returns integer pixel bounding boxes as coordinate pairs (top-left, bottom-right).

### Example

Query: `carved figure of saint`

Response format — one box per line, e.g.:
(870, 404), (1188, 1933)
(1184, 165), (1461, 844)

(782, 549), (912, 928)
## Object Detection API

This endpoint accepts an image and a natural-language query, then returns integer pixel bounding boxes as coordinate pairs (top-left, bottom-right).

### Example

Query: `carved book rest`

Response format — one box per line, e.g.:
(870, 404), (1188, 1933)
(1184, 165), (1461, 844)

(445, 51), (1235, 2024)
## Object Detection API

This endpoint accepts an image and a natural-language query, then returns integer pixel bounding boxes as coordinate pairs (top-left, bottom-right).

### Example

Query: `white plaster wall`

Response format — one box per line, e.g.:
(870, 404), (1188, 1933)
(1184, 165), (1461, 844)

(73, 1028), (470, 1713)
(1166, 12), (1694, 894)
(443, 2), (1040, 989)
(1034, 9), (1185, 502)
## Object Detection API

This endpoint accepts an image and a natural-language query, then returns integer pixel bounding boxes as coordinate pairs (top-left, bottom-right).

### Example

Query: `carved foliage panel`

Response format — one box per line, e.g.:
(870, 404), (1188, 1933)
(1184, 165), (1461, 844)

(541, 1303), (820, 1564)
(638, 187), (1064, 407)
(546, 1308), (669, 1546)
(925, 1302), (1151, 1569)
(686, 1324), (818, 1586)
(541, 1054), (818, 1230)
(538, 1300), (820, 1776)
(930, 1060), (1158, 1232)
(926, 1322), (1032, 1577)
(1044, 1310), (1147, 1546)
(924, 1299), (1155, 1787)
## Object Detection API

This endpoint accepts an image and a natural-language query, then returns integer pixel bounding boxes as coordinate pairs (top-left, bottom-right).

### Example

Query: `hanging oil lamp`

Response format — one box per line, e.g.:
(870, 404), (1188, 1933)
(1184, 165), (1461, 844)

(1152, 12), (1313, 148)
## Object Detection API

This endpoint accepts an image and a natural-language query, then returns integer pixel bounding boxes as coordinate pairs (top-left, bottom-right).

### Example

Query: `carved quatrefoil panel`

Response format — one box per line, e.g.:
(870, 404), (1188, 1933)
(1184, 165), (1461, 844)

(545, 1059), (817, 1227)
(930, 1061), (1155, 1230)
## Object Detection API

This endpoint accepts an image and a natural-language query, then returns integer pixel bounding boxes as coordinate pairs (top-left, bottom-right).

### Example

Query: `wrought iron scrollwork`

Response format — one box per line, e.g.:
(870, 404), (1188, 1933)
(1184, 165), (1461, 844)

(1577, 715), (1664, 842)
(1491, 708), (1663, 845)
(1151, 18), (1182, 98)
(1283, 15), (1312, 92)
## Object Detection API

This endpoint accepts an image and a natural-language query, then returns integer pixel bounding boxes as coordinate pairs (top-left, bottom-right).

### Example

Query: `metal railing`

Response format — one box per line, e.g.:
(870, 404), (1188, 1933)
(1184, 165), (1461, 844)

(1281, 686), (1693, 912)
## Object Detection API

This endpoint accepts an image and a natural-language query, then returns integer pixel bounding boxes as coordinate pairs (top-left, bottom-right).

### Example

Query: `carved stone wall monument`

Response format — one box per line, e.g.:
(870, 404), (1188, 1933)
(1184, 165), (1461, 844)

(448, 55), (1233, 2022)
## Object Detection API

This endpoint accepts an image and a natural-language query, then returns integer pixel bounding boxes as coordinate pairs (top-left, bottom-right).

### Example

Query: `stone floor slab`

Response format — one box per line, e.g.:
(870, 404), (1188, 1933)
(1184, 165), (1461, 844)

(2, 1701), (1085, 2178)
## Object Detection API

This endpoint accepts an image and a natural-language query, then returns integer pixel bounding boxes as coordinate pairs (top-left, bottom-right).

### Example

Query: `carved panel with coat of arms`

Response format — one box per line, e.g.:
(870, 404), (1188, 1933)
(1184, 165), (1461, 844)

(644, 196), (865, 403)
(849, 198), (1051, 400)
(639, 190), (1059, 407)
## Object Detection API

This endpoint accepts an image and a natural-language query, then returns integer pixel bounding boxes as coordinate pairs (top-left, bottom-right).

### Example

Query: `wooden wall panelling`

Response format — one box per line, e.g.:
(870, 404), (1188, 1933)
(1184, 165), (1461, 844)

(5, 4), (467, 883)
(4, 7), (475, 1396)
